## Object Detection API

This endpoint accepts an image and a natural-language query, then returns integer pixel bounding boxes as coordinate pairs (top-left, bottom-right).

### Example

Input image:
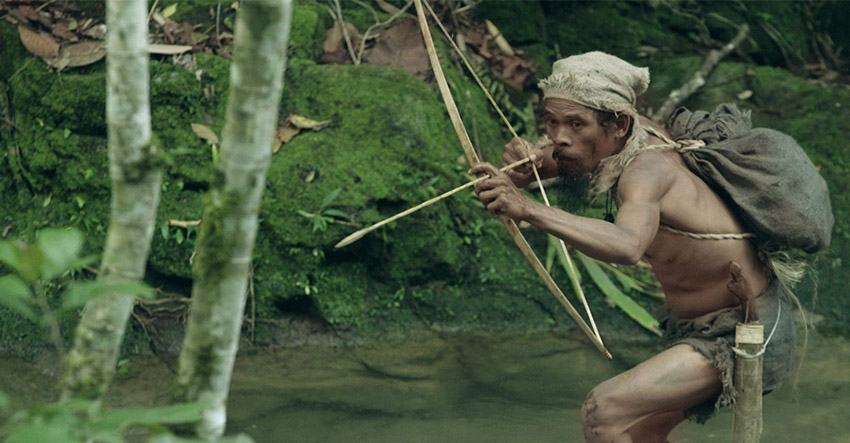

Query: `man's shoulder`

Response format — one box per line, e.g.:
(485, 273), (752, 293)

(616, 150), (682, 200)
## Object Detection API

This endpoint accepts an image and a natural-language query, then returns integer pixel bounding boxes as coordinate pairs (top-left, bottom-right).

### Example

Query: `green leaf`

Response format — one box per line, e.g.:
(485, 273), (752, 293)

(576, 253), (662, 336)
(322, 208), (348, 219)
(91, 402), (205, 431)
(296, 210), (313, 219)
(5, 408), (82, 443)
(61, 280), (154, 310)
(174, 229), (184, 245)
(161, 3), (177, 18)
(160, 223), (169, 240)
(0, 241), (19, 270)
(0, 275), (38, 322)
(599, 262), (664, 299)
(544, 236), (556, 273)
(319, 188), (341, 209)
(37, 228), (84, 280)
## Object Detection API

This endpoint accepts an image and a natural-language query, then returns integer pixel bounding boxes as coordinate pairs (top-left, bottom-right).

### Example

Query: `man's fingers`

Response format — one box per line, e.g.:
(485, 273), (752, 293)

(468, 162), (500, 178)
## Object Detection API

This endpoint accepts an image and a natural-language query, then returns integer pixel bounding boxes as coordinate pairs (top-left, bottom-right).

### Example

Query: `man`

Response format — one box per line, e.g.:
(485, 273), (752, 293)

(470, 52), (796, 442)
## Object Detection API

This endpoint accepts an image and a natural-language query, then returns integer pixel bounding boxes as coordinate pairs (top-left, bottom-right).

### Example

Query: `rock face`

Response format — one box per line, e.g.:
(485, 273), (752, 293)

(1, 1), (849, 351)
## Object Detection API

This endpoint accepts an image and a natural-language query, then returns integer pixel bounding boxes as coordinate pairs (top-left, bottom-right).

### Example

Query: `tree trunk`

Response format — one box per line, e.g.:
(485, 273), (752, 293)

(62, 0), (161, 402)
(174, 0), (293, 438)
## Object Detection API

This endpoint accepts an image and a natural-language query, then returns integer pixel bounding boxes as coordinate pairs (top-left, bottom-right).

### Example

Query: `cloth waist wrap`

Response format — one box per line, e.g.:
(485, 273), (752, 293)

(660, 279), (796, 424)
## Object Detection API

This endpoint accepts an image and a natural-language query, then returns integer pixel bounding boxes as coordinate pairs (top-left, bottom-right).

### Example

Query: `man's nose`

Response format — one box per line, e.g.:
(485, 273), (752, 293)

(552, 127), (571, 147)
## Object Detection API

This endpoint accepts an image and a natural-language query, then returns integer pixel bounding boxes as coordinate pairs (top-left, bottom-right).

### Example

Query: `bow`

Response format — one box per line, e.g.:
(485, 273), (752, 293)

(413, 0), (611, 359)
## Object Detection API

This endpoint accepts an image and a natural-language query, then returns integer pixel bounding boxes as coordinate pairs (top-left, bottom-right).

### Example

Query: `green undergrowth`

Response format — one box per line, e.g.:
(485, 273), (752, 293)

(2, 1), (848, 353)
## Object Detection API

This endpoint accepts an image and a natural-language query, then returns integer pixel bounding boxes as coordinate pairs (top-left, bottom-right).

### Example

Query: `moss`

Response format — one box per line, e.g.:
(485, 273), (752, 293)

(192, 190), (242, 286)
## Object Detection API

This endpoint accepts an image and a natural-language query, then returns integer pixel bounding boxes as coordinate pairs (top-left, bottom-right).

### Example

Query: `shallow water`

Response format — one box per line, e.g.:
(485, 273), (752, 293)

(2, 331), (849, 442)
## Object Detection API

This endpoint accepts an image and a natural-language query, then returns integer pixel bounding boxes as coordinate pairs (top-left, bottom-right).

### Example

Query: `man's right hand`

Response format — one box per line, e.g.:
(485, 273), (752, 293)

(502, 137), (542, 187)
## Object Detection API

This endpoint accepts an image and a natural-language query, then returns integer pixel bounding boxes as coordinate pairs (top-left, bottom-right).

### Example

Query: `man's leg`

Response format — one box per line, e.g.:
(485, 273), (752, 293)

(627, 410), (685, 443)
(581, 344), (721, 443)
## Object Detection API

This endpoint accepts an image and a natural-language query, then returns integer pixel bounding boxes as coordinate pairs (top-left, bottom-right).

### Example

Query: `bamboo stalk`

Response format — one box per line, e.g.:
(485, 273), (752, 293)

(732, 322), (764, 443)
(335, 156), (533, 248)
(414, 0), (611, 359)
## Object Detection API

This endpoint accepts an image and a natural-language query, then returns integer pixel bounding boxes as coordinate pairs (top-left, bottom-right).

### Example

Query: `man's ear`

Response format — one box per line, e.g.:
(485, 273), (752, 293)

(614, 114), (632, 139)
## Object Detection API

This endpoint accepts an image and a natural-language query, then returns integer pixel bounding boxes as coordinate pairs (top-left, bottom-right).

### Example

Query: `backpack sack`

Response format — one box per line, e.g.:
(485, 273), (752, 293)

(668, 104), (834, 253)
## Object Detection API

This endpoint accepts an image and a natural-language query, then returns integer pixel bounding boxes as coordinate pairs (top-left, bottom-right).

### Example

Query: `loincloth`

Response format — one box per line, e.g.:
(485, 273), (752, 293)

(659, 279), (797, 424)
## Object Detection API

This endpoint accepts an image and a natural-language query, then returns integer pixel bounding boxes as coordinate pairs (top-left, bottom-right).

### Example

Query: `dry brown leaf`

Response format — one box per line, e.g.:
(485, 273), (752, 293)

(191, 123), (219, 145)
(18, 25), (60, 58)
(149, 44), (193, 55)
(362, 19), (429, 78)
(320, 20), (361, 65)
(274, 125), (301, 151)
(61, 41), (106, 68)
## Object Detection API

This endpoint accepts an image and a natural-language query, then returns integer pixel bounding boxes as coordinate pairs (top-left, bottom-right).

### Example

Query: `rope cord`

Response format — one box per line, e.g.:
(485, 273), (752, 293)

(731, 302), (782, 359)
(659, 224), (756, 240)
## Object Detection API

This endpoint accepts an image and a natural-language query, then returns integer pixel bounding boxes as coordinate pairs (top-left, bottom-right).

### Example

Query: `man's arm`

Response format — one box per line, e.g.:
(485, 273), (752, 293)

(472, 154), (673, 265)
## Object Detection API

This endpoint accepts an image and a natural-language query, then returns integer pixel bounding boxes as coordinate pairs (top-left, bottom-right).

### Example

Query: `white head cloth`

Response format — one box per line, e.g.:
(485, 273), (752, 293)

(538, 52), (651, 194)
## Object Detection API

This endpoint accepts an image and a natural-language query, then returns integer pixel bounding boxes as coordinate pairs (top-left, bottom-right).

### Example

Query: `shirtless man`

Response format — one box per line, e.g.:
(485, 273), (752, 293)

(470, 52), (794, 442)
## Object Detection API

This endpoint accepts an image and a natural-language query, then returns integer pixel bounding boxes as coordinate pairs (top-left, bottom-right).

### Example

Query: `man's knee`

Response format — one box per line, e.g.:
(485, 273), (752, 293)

(581, 389), (625, 442)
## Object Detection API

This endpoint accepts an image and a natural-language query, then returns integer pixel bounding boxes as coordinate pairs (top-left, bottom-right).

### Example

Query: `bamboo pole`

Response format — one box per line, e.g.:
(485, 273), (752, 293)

(335, 156), (533, 248)
(732, 321), (764, 443)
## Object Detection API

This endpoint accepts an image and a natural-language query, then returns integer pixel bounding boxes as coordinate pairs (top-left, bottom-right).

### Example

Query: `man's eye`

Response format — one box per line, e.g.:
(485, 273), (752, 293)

(547, 119), (558, 126)
(571, 121), (583, 128)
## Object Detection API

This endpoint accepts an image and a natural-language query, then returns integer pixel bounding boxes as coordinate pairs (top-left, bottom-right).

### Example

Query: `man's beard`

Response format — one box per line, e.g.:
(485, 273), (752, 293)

(552, 172), (592, 212)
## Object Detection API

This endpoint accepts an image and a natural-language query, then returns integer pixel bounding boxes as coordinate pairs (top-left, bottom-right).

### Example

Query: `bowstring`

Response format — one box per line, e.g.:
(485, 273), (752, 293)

(422, 1), (602, 344)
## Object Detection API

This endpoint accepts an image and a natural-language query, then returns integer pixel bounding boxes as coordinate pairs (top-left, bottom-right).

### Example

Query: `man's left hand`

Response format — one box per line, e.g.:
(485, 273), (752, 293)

(470, 162), (531, 220)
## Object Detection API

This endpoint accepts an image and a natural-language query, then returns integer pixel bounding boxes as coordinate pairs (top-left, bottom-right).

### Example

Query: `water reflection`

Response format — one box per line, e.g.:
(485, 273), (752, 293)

(2, 331), (848, 442)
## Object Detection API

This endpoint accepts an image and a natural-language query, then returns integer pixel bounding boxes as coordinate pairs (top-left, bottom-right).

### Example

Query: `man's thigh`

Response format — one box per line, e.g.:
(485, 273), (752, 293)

(592, 344), (722, 424)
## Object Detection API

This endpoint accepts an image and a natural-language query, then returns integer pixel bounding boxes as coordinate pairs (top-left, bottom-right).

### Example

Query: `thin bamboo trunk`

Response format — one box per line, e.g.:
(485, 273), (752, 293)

(732, 322), (764, 443)
(174, 0), (293, 439)
(62, 0), (161, 402)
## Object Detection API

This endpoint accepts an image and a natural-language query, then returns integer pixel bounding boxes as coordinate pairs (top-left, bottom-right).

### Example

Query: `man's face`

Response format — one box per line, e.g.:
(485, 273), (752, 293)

(543, 98), (623, 175)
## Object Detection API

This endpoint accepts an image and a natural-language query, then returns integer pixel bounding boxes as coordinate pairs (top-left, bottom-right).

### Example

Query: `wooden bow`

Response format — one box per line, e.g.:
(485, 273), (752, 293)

(413, 0), (611, 359)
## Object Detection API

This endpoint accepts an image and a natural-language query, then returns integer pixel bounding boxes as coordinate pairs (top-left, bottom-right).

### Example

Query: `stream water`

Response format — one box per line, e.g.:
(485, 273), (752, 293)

(2, 330), (848, 442)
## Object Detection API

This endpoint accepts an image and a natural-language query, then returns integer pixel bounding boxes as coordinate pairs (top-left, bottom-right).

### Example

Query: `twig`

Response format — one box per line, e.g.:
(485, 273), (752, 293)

(330, 0), (358, 65)
(166, 219), (201, 228)
(335, 155), (534, 248)
(355, 0), (414, 64)
(651, 24), (750, 124)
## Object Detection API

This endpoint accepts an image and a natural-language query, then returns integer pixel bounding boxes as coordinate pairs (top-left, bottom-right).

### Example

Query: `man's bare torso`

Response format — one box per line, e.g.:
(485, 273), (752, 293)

(627, 140), (768, 319)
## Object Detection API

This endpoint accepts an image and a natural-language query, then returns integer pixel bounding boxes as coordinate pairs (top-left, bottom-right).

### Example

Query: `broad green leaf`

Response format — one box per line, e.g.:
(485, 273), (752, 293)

(161, 3), (177, 18)
(91, 402), (205, 431)
(0, 275), (38, 322)
(62, 280), (154, 310)
(37, 228), (84, 280)
(4, 409), (81, 443)
(319, 188), (341, 209)
(576, 253), (662, 336)
(0, 241), (19, 269)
